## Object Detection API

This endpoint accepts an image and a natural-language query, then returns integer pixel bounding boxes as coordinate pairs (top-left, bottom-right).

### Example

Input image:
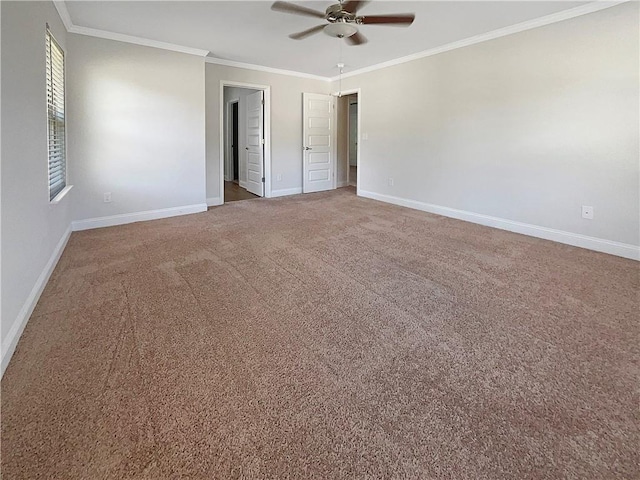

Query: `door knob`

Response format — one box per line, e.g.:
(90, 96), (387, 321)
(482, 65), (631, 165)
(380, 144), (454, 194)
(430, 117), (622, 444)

(305, 147), (312, 151)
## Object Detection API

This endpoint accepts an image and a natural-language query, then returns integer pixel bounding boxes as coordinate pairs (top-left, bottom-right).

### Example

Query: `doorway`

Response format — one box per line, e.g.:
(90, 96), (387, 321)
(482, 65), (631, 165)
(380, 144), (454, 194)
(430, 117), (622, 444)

(232, 102), (239, 183)
(224, 97), (258, 202)
(335, 89), (361, 192)
(221, 82), (272, 203)
(347, 97), (358, 187)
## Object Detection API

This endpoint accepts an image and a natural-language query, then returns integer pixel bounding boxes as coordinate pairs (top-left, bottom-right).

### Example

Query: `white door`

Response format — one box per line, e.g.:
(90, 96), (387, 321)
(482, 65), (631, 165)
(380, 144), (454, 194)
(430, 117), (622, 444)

(245, 90), (264, 197)
(303, 93), (334, 193)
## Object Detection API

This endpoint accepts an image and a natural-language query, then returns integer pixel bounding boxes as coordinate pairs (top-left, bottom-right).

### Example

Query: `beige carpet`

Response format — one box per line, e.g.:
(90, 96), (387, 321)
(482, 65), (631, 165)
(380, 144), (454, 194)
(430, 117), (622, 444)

(2, 187), (638, 479)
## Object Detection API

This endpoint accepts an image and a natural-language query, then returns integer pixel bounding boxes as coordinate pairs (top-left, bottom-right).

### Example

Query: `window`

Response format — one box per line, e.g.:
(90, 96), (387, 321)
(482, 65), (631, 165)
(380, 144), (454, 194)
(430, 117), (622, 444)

(46, 26), (66, 201)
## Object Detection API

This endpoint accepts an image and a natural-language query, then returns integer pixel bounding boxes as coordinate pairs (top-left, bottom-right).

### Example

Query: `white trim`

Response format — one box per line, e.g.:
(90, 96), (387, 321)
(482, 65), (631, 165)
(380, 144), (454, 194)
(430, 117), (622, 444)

(52, 1), (209, 57)
(358, 190), (640, 261)
(239, 180), (248, 190)
(49, 184), (73, 204)
(205, 57), (330, 82)
(1, 226), (72, 377)
(69, 25), (209, 57)
(52, 0), (73, 31)
(207, 197), (223, 207)
(271, 187), (303, 198)
(337, 181), (349, 188)
(71, 204), (207, 231)
(331, 1), (628, 81)
(220, 80), (273, 91)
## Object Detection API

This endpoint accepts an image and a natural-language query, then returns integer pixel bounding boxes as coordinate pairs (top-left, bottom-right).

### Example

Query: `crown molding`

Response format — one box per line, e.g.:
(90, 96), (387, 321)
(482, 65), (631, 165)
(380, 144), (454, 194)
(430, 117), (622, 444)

(52, 0), (73, 31)
(53, 0), (628, 80)
(69, 25), (209, 57)
(205, 57), (331, 82)
(52, 0), (209, 57)
(330, 0), (629, 82)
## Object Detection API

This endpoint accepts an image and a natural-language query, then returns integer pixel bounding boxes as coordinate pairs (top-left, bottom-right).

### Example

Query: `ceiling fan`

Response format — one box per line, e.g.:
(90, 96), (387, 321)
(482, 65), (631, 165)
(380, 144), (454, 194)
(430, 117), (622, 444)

(271, 1), (415, 46)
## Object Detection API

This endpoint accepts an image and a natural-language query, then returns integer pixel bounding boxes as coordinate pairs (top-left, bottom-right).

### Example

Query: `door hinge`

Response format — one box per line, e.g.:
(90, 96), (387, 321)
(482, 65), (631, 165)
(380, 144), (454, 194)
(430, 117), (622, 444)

(261, 177), (265, 183)
(261, 99), (265, 105)
(261, 138), (265, 145)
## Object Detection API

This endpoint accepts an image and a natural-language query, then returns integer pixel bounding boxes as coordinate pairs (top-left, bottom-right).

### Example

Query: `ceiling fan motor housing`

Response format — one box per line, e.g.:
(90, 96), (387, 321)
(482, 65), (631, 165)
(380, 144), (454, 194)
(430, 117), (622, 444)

(325, 3), (356, 23)
(271, 1), (415, 45)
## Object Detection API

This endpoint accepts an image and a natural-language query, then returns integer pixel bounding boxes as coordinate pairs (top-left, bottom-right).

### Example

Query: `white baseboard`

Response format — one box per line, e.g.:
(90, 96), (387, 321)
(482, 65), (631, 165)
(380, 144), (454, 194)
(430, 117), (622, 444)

(71, 203), (208, 231)
(1, 226), (72, 377)
(359, 190), (640, 261)
(337, 180), (349, 188)
(271, 187), (303, 198)
(239, 181), (247, 189)
(207, 197), (223, 207)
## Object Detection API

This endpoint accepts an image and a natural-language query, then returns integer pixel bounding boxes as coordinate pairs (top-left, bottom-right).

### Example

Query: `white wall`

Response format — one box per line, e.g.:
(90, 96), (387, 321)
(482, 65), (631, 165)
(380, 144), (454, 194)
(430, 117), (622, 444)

(1, 1), (72, 373)
(206, 64), (330, 199)
(67, 34), (207, 225)
(335, 3), (639, 253)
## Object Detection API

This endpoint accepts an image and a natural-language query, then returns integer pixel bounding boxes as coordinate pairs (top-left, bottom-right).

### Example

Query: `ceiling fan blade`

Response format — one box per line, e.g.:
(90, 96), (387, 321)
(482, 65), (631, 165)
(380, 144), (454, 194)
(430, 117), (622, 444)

(359, 14), (415, 26)
(289, 24), (326, 40)
(271, 1), (326, 19)
(346, 30), (367, 46)
(342, 1), (369, 14)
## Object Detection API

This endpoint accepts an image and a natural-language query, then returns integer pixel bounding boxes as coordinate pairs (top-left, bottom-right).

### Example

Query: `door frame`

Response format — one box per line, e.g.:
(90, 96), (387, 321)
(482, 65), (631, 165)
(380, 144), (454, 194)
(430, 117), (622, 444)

(332, 88), (361, 195)
(224, 98), (239, 182)
(220, 81), (272, 201)
(346, 97), (358, 187)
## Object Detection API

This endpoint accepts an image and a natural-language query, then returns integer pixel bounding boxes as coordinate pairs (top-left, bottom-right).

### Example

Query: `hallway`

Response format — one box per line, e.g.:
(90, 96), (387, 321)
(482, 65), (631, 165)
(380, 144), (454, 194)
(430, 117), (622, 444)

(224, 181), (259, 202)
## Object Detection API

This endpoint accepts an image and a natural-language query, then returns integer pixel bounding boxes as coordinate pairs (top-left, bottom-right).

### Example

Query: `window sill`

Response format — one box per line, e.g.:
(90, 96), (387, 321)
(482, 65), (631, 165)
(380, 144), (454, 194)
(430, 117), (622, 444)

(50, 185), (73, 204)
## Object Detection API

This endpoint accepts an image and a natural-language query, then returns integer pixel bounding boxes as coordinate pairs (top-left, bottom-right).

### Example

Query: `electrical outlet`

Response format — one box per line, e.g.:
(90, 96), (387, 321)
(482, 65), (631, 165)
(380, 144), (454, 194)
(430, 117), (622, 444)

(104, 192), (112, 203)
(582, 205), (593, 219)
(276, 173), (282, 181)
(388, 177), (394, 187)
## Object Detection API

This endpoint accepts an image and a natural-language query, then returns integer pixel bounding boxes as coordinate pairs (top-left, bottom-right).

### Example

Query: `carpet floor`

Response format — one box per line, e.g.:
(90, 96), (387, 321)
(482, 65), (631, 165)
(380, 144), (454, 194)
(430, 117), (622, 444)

(2, 188), (638, 479)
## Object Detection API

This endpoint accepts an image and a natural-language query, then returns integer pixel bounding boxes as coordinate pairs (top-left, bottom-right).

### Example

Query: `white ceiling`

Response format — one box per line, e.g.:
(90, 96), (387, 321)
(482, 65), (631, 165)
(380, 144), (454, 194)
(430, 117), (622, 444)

(64, 1), (589, 78)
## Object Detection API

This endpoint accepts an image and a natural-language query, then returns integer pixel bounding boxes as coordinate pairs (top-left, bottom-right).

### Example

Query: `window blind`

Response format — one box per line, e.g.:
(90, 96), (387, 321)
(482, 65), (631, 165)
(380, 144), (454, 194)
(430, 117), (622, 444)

(46, 27), (66, 201)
